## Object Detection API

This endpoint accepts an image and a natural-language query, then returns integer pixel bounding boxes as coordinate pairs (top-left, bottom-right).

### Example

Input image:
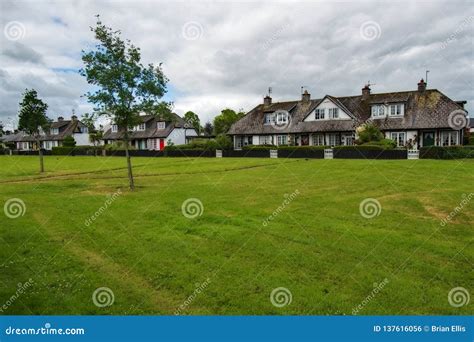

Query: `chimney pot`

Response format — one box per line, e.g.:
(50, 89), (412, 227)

(71, 115), (77, 121)
(58, 116), (64, 121)
(302, 90), (311, 102)
(264, 95), (272, 106)
(362, 84), (371, 100)
(418, 79), (426, 92)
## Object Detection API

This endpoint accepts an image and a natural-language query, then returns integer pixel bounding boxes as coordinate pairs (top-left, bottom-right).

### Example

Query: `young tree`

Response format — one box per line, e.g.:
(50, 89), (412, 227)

(63, 135), (76, 147)
(183, 111), (201, 134)
(18, 89), (50, 172)
(213, 108), (245, 135)
(80, 16), (169, 190)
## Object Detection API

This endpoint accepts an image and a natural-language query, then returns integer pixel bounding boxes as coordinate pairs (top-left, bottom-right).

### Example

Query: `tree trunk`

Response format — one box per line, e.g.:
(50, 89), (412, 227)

(124, 138), (135, 190)
(37, 138), (44, 173)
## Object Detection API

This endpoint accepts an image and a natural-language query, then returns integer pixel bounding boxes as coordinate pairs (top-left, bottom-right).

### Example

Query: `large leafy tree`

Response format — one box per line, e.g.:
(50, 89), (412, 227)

(183, 111), (201, 134)
(18, 89), (50, 172)
(80, 16), (169, 190)
(213, 108), (245, 135)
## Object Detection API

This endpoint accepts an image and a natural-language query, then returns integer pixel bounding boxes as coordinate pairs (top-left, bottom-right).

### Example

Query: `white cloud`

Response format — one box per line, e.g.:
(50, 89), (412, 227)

(0, 0), (472, 130)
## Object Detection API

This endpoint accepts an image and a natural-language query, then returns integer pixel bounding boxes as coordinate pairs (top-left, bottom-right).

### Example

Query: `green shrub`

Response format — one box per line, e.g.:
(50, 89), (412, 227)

(420, 146), (474, 159)
(215, 134), (233, 150)
(356, 123), (384, 143)
(242, 145), (276, 150)
(468, 134), (474, 146)
(361, 139), (397, 149)
(334, 145), (388, 150)
(63, 135), (76, 147)
(52, 146), (103, 156)
(104, 141), (136, 150)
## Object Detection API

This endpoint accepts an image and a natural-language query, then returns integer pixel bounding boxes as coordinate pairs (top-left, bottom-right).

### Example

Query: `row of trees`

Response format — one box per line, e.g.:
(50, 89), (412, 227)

(183, 108), (245, 136)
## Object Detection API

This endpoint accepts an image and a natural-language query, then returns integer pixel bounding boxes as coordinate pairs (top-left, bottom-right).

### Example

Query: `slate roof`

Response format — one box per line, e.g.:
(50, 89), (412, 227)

(228, 89), (467, 135)
(102, 113), (193, 140)
(1, 119), (88, 142)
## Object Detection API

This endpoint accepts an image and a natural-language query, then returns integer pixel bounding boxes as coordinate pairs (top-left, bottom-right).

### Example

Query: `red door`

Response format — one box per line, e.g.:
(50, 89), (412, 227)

(159, 139), (164, 150)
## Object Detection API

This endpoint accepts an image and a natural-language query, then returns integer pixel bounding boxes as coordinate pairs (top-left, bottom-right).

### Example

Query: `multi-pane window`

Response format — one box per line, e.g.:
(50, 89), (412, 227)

(264, 114), (272, 124)
(328, 134), (341, 146)
(51, 128), (59, 135)
(315, 109), (325, 120)
(277, 135), (287, 145)
(157, 121), (166, 129)
(371, 105), (386, 117)
(111, 125), (118, 133)
(390, 132), (406, 147)
(137, 123), (146, 131)
(276, 112), (288, 124)
(390, 104), (403, 116)
(328, 108), (339, 119)
(441, 131), (458, 146)
(259, 136), (272, 145)
(312, 134), (325, 146)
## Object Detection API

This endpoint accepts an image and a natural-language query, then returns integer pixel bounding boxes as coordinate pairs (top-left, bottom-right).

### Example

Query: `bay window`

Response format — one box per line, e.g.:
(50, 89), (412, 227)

(328, 134), (340, 146)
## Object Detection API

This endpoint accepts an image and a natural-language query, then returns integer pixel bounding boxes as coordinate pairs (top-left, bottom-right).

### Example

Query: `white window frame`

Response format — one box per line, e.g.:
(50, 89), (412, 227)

(51, 128), (59, 135)
(390, 132), (406, 147)
(440, 131), (459, 146)
(328, 134), (341, 147)
(277, 112), (288, 125)
(136, 123), (146, 131)
(312, 133), (325, 146)
(389, 104), (404, 116)
(277, 135), (287, 146)
(259, 135), (272, 145)
(111, 125), (118, 133)
(315, 109), (325, 120)
(328, 108), (339, 119)
(157, 121), (166, 129)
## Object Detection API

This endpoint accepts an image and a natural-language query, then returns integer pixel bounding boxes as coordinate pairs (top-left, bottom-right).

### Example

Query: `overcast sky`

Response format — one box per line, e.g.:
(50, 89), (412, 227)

(1, 0), (473, 129)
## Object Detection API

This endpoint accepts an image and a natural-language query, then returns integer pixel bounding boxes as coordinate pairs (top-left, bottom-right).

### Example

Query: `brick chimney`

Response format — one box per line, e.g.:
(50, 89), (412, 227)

(418, 79), (426, 92)
(71, 115), (77, 121)
(58, 116), (64, 121)
(302, 90), (311, 102)
(362, 84), (371, 100)
(264, 95), (272, 106)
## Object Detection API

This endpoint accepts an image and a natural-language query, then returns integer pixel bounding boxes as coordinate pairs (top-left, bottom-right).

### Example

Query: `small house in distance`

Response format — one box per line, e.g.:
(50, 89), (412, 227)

(102, 113), (198, 150)
(2, 115), (92, 150)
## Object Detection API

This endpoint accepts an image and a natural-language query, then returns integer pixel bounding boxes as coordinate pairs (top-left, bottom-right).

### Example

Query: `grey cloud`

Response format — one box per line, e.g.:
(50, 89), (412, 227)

(1, 42), (44, 64)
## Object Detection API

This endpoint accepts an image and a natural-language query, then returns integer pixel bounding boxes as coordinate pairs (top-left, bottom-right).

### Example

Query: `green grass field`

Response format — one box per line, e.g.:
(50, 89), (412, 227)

(0, 155), (472, 315)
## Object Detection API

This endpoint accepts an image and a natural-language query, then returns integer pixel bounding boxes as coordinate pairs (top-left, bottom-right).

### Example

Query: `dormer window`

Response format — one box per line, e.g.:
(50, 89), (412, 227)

(157, 121), (166, 129)
(315, 109), (325, 120)
(111, 124), (118, 133)
(51, 128), (59, 135)
(137, 123), (146, 131)
(264, 114), (273, 125)
(389, 104), (404, 116)
(371, 105), (386, 118)
(276, 112), (288, 124)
